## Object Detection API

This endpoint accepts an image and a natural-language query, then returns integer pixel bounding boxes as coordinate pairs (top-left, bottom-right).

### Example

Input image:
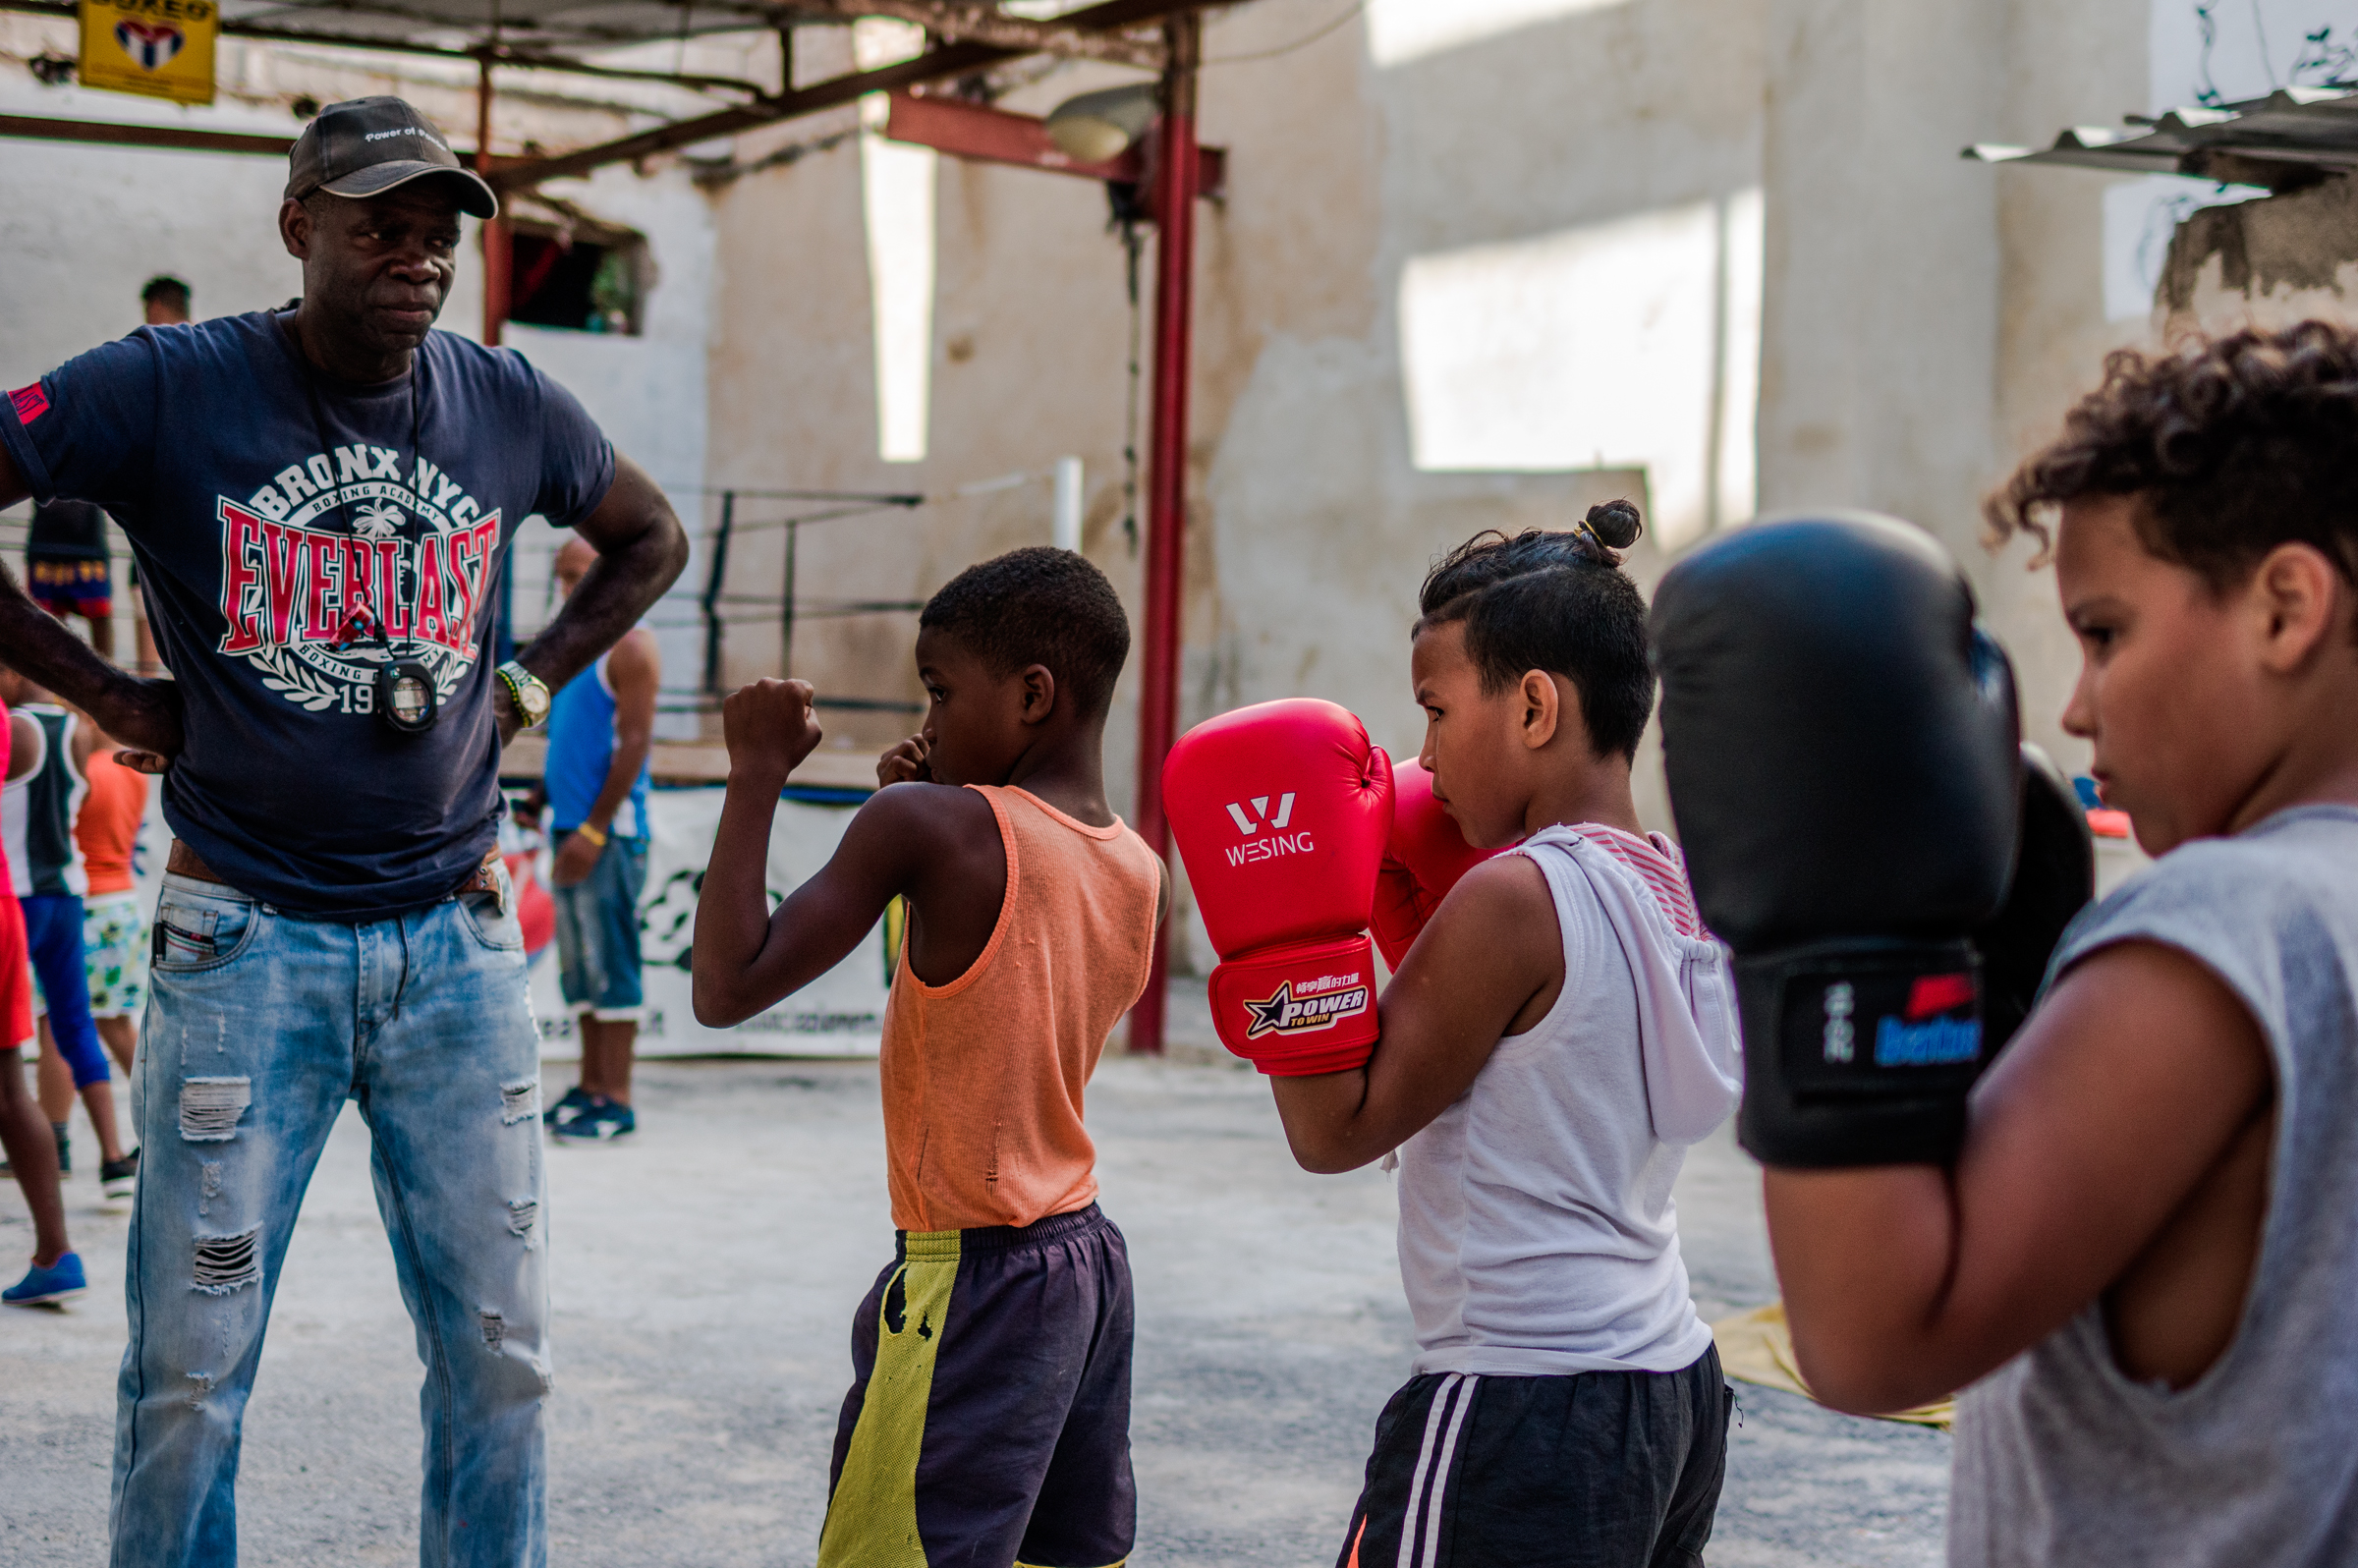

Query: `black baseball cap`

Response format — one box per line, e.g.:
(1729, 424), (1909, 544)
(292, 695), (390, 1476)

(286, 97), (498, 220)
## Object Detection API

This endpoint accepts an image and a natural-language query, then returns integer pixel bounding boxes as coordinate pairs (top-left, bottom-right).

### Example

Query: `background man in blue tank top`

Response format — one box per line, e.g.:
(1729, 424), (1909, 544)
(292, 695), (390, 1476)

(0, 97), (689, 1567)
(538, 535), (657, 1144)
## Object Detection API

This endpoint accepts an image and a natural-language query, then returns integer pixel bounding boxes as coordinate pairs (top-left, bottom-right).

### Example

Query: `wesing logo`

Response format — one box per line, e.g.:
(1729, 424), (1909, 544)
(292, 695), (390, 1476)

(1223, 793), (1314, 868)
(1243, 971), (1371, 1039)
(114, 19), (184, 70)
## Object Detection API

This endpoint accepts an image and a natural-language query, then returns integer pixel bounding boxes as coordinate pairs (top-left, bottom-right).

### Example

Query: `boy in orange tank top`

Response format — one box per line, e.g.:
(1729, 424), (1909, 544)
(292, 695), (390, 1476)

(696, 548), (1164, 1568)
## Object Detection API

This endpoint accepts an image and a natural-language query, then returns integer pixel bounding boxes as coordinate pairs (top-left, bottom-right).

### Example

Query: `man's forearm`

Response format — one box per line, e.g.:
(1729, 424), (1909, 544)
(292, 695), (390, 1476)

(516, 523), (687, 696)
(0, 579), (142, 721)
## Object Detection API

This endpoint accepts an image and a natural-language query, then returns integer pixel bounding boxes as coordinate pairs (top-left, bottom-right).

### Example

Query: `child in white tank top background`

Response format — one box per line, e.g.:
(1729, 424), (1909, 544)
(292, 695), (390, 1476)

(1265, 508), (1744, 1568)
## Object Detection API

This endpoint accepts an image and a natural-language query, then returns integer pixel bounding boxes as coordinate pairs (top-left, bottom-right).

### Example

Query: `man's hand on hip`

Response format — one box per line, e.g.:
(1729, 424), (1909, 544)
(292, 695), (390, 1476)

(99, 677), (186, 775)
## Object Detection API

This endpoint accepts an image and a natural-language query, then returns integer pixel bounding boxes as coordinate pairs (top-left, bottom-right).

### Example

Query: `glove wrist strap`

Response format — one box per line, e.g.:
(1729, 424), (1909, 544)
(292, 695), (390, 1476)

(1734, 937), (1986, 1169)
(1207, 935), (1380, 1076)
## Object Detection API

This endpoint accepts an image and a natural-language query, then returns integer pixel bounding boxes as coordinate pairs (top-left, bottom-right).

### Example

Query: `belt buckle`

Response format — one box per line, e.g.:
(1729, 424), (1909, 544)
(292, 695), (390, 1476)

(464, 852), (509, 916)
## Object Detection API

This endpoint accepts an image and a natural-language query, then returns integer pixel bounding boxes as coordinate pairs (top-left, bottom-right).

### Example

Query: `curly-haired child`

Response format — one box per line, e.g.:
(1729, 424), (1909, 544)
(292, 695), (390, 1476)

(1750, 321), (2358, 1567)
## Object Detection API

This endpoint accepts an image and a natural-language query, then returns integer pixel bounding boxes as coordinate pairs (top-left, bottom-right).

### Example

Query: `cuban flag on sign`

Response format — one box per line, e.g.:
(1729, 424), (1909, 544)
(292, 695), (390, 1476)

(114, 19), (184, 71)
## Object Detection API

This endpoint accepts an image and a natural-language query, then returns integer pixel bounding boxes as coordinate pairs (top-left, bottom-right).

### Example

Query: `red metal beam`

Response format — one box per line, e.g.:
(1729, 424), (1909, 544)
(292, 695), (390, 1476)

(489, 0), (1219, 192)
(0, 113), (295, 156)
(880, 91), (1224, 195)
(477, 58), (512, 347)
(1128, 12), (1201, 1058)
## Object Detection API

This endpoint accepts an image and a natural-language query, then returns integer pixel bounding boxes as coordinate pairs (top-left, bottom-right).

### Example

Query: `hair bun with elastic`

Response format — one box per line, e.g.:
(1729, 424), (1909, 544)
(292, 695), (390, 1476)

(1585, 499), (1644, 550)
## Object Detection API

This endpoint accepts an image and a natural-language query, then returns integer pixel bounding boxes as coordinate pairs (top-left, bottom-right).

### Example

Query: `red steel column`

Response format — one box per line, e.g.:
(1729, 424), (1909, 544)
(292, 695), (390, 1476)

(477, 56), (511, 347)
(1129, 12), (1201, 1057)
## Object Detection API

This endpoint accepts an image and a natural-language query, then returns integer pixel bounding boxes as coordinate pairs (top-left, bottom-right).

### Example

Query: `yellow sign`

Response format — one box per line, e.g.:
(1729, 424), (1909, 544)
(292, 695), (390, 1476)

(79, 0), (216, 106)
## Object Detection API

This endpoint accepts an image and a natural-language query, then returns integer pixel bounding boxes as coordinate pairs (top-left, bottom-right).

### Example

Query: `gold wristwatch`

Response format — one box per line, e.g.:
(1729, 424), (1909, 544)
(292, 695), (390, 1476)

(496, 660), (552, 728)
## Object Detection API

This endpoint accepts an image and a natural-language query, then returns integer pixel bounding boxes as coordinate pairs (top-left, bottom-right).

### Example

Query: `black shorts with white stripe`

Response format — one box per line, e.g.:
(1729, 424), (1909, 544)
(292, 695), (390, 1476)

(1336, 1345), (1731, 1568)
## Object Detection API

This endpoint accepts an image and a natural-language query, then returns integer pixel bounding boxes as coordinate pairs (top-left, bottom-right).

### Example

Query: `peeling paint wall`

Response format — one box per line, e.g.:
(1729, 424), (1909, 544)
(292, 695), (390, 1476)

(2159, 176), (2358, 338)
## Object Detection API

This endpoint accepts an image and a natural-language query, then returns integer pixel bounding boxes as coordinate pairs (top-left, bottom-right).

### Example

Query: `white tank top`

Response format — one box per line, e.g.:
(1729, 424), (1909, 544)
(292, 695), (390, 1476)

(1394, 823), (1743, 1377)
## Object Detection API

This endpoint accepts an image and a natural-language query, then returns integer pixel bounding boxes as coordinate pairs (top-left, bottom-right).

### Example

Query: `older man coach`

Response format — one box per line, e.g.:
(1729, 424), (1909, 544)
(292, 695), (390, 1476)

(0, 98), (689, 1566)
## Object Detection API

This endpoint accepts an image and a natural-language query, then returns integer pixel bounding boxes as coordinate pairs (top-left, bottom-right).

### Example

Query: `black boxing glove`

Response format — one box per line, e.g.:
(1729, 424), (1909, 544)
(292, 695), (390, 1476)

(1653, 514), (2021, 1168)
(1976, 745), (2096, 1058)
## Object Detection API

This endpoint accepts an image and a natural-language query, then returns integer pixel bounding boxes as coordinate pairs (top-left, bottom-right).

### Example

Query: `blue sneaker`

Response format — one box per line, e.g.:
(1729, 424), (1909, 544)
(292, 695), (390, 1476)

(552, 1097), (635, 1144)
(5, 1253), (87, 1307)
(544, 1085), (593, 1128)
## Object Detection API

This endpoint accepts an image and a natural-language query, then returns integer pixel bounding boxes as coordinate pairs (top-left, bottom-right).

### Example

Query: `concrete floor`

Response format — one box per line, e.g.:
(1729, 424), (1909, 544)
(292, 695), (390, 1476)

(2, 1046), (1948, 1566)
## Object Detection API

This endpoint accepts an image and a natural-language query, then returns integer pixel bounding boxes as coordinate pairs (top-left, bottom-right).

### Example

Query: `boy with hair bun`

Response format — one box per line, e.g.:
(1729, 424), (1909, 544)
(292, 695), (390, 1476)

(696, 546), (1163, 1568)
(1171, 501), (1744, 1566)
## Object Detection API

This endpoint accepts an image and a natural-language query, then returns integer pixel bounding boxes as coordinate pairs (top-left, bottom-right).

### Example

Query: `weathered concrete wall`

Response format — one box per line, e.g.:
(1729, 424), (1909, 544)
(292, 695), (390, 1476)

(696, 1), (1769, 970)
(0, 18), (688, 378)
(2159, 174), (2358, 340)
(1758, 0), (2001, 568)
(1981, 0), (2152, 771)
(1754, 0), (2171, 777)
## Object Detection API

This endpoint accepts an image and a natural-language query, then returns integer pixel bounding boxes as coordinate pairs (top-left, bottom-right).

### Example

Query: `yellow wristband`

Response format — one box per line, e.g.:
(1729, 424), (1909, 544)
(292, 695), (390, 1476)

(575, 823), (608, 848)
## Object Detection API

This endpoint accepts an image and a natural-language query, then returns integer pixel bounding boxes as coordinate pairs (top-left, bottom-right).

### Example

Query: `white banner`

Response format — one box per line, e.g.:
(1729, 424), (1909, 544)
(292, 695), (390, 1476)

(528, 787), (888, 1058)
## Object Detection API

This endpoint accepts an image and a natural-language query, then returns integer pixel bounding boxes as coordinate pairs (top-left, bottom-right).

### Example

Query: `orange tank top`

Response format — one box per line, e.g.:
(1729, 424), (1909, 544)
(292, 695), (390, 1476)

(879, 785), (1162, 1232)
(78, 746), (148, 897)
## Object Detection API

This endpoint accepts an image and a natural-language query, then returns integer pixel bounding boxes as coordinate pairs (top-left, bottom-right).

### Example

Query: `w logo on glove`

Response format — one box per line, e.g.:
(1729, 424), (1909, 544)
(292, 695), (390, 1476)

(1225, 794), (1297, 835)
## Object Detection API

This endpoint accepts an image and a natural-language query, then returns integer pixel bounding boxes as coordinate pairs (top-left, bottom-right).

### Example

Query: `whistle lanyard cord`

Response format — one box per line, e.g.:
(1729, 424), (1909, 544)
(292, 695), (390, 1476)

(288, 309), (426, 665)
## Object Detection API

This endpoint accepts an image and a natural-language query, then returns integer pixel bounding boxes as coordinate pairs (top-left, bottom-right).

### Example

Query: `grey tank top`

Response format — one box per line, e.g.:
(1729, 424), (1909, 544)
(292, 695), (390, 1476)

(1950, 805), (2358, 1567)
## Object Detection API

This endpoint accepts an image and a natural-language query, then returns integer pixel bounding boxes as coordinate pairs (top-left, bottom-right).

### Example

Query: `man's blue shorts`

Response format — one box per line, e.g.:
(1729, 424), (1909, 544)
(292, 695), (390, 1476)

(551, 834), (647, 1020)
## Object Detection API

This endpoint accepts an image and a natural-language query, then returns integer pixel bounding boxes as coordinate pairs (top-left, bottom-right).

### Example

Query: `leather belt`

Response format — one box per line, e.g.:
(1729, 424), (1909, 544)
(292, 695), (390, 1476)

(165, 839), (226, 883)
(458, 849), (508, 910)
(168, 841), (505, 907)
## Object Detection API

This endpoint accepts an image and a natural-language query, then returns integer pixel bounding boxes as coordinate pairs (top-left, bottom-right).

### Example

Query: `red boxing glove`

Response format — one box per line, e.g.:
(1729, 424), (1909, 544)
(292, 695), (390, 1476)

(1164, 699), (1394, 1075)
(1371, 758), (1493, 971)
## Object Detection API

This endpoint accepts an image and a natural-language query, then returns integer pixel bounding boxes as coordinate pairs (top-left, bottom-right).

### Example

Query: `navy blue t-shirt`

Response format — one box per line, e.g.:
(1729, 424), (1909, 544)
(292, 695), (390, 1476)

(0, 312), (615, 919)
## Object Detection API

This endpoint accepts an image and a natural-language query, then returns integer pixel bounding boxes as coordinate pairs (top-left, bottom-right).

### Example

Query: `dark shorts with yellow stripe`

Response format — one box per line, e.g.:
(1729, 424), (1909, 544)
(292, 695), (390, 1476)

(820, 1204), (1135, 1568)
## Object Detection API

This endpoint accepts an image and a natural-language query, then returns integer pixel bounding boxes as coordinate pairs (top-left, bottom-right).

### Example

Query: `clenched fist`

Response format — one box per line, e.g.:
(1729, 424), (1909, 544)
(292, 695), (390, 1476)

(723, 678), (824, 782)
(876, 733), (931, 788)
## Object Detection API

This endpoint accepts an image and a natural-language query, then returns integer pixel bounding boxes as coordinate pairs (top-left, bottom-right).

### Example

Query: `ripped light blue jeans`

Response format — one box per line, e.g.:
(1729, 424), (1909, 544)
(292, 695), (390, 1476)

(111, 870), (549, 1568)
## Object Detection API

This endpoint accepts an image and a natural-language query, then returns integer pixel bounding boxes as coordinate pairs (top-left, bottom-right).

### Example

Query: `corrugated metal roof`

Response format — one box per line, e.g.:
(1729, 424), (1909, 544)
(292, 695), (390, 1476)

(1968, 84), (2358, 183)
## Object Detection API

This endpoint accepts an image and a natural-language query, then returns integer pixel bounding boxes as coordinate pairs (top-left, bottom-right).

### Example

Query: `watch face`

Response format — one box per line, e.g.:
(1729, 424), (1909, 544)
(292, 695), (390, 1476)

(502, 666), (548, 724)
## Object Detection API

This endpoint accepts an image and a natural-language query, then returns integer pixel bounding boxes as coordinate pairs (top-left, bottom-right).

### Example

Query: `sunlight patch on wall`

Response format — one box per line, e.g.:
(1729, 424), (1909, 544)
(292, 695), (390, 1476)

(1368, 0), (1632, 68)
(1399, 192), (1764, 548)
(858, 17), (935, 464)
(1713, 188), (1764, 530)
